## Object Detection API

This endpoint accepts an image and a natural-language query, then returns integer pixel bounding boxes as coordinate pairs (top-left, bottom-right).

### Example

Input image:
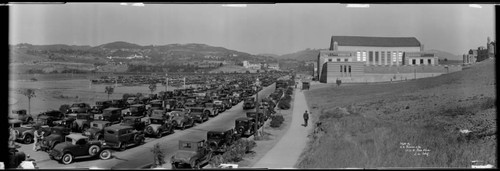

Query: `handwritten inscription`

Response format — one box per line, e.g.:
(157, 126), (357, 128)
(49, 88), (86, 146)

(399, 142), (430, 157)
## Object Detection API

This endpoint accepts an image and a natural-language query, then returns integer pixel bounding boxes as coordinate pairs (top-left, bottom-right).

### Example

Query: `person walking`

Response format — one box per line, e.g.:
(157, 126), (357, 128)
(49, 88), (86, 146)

(33, 125), (44, 151)
(303, 110), (309, 127)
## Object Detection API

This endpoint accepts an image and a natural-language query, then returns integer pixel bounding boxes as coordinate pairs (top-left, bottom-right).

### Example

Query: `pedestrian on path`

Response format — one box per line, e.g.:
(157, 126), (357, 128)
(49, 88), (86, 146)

(303, 110), (309, 127)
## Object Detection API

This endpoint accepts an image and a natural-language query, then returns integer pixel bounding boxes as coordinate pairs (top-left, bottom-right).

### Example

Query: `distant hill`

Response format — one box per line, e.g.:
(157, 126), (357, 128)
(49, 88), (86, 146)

(258, 53), (280, 58)
(277, 48), (324, 61)
(427, 49), (462, 61)
(96, 41), (143, 49)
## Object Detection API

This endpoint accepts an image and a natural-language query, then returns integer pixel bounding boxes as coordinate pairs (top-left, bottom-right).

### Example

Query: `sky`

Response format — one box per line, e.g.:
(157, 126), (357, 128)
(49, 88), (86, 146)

(9, 3), (496, 56)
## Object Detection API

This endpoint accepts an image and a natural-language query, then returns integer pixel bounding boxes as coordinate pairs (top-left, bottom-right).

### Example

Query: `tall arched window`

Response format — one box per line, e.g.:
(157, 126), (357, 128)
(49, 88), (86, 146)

(348, 65), (351, 73)
(340, 65), (343, 73)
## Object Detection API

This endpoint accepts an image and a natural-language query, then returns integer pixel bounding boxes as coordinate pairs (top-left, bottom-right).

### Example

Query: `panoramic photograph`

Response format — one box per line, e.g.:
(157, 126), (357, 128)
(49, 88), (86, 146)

(7, 3), (496, 169)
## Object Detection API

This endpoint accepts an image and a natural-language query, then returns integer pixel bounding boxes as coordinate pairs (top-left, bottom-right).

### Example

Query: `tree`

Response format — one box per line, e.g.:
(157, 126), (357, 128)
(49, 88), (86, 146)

(444, 58), (448, 62)
(59, 104), (70, 114)
(18, 89), (36, 115)
(105, 86), (114, 100)
(149, 83), (157, 94)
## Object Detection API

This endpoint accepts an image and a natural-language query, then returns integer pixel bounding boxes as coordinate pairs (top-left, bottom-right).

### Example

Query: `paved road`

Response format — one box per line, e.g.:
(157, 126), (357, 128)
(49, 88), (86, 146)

(19, 84), (276, 169)
(253, 88), (313, 168)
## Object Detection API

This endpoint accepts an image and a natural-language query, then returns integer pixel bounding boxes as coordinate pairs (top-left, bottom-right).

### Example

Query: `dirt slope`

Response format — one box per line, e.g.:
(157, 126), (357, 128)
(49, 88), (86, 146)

(297, 58), (496, 168)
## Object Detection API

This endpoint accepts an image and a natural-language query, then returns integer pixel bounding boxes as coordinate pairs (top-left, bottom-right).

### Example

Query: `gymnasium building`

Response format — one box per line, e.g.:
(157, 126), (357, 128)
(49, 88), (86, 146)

(317, 36), (440, 83)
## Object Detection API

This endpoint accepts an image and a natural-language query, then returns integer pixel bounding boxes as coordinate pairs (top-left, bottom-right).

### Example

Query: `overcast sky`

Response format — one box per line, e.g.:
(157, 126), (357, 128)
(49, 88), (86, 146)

(9, 3), (495, 56)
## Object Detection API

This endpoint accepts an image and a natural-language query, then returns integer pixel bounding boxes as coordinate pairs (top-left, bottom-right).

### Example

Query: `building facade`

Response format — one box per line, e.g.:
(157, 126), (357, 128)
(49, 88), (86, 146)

(242, 60), (262, 70)
(318, 36), (438, 83)
(464, 37), (495, 64)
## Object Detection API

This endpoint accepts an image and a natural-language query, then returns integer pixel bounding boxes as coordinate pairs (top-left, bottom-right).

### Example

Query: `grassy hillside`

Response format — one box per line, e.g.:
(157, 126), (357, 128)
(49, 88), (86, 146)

(298, 58), (496, 168)
(277, 49), (323, 61)
(427, 49), (462, 61)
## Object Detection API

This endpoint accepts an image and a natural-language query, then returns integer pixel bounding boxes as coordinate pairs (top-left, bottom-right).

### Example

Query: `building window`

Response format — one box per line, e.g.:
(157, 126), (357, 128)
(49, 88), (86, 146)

(328, 58), (332, 62)
(344, 58), (348, 62)
(357, 52), (361, 61)
(344, 65), (347, 73)
(369, 51), (373, 62)
(337, 58), (340, 62)
(340, 65), (342, 72)
(381, 51), (385, 60)
(398, 52), (403, 62)
(412, 59), (416, 65)
(348, 65), (351, 73)
(392, 52), (397, 62)
(428, 59), (432, 65)
(420, 59), (424, 64)
(362, 51), (367, 61)
(375, 51), (379, 62)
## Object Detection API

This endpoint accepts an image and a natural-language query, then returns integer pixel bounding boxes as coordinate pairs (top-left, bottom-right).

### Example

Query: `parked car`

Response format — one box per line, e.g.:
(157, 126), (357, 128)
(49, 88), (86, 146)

(67, 103), (91, 114)
(49, 134), (112, 164)
(125, 104), (147, 117)
(204, 103), (219, 117)
(40, 126), (71, 151)
(219, 97), (232, 110)
(242, 98), (256, 110)
(234, 117), (257, 138)
(118, 116), (149, 131)
(52, 117), (76, 131)
(126, 97), (138, 105)
(206, 128), (238, 153)
(94, 100), (112, 111)
(72, 113), (95, 132)
(213, 100), (226, 112)
(102, 107), (123, 124)
(246, 111), (268, 127)
(103, 125), (145, 151)
(10, 119), (51, 144)
(144, 116), (175, 138)
(10, 109), (33, 124)
(170, 139), (213, 169)
(150, 109), (170, 120)
(169, 110), (195, 130)
(84, 121), (113, 141)
(111, 99), (128, 109)
(187, 107), (209, 123)
(37, 110), (65, 127)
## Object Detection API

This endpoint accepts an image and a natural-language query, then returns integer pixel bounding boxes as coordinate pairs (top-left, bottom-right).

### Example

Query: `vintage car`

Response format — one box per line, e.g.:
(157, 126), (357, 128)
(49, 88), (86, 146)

(148, 100), (164, 111)
(234, 117), (257, 137)
(119, 116), (148, 131)
(36, 110), (66, 127)
(102, 107), (123, 124)
(40, 126), (71, 151)
(144, 116), (175, 138)
(124, 104), (147, 117)
(219, 97), (233, 110)
(242, 97), (256, 110)
(67, 103), (91, 114)
(206, 128), (238, 153)
(170, 139), (213, 169)
(169, 110), (195, 130)
(72, 113), (95, 132)
(204, 103), (219, 117)
(10, 109), (33, 124)
(187, 107), (209, 123)
(84, 121), (113, 141)
(49, 134), (112, 164)
(212, 100), (226, 112)
(103, 125), (145, 151)
(246, 111), (268, 127)
(10, 119), (51, 144)
(111, 99), (128, 109)
(94, 100), (112, 112)
(126, 97), (139, 105)
(150, 109), (170, 120)
(52, 117), (77, 131)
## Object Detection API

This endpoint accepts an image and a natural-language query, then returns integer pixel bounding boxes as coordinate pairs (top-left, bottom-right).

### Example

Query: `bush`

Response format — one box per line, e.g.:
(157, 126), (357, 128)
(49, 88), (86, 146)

(220, 139), (257, 163)
(278, 100), (291, 110)
(270, 115), (284, 128)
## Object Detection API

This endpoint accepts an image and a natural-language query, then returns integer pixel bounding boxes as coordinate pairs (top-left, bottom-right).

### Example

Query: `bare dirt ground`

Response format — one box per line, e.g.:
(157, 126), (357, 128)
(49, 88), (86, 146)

(296, 58), (496, 168)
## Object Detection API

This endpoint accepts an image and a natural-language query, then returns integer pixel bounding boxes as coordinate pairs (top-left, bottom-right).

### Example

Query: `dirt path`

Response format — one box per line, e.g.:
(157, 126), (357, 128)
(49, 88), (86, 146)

(253, 88), (313, 168)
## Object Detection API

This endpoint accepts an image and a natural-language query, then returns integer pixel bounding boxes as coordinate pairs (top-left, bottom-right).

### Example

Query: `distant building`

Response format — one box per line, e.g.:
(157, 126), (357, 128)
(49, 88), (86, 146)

(318, 35), (438, 83)
(267, 63), (280, 70)
(464, 37), (495, 64)
(242, 60), (262, 70)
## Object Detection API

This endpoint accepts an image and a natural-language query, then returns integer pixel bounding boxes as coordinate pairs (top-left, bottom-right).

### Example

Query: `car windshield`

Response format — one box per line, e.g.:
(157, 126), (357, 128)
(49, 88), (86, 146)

(191, 108), (204, 113)
(51, 128), (62, 134)
(123, 118), (135, 124)
(151, 103), (162, 107)
(44, 111), (61, 117)
(65, 137), (73, 142)
(150, 119), (163, 124)
(71, 104), (80, 107)
(77, 115), (89, 119)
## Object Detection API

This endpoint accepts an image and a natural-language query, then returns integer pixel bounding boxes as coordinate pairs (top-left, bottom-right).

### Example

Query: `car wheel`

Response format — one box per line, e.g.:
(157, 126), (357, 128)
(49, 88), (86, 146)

(61, 153), (73, 165)
(24, 134), (33, 144)
(99, 149), (112, 160)
(89, 145), (100, 156)
(145, 126), (154, 135)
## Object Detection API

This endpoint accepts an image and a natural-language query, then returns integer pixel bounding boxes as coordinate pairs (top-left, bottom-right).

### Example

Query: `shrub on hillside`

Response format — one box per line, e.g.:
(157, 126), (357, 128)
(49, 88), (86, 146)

(278, 100), (291, 110)
(270, 115), (284, 128)
(282, 94), (292, 101)
(480, 97), (496, 110)
(320, 107), (350, 120)
(220, 139), (256, 163)
(285, 88), (293, 95)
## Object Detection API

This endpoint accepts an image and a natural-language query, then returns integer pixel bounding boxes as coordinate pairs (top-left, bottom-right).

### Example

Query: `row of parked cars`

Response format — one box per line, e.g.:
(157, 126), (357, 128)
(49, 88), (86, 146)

(9, 72), (292, 166)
